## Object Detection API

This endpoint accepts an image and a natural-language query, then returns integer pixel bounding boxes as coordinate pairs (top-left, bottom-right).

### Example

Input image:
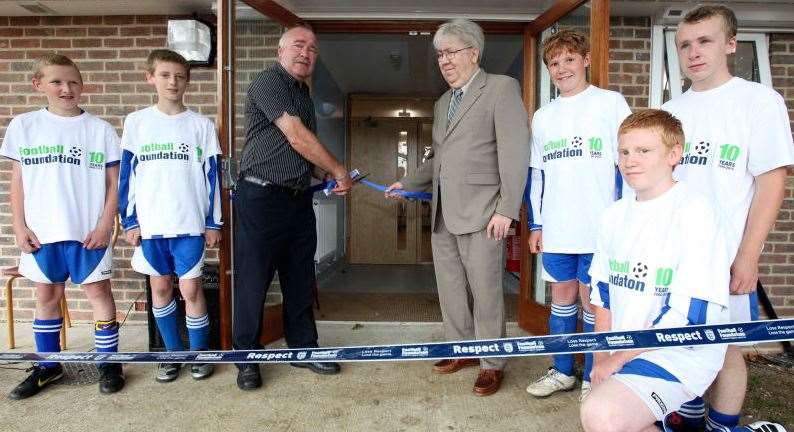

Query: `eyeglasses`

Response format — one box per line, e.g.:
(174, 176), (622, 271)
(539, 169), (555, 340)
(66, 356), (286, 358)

(436, 46), (472, 61)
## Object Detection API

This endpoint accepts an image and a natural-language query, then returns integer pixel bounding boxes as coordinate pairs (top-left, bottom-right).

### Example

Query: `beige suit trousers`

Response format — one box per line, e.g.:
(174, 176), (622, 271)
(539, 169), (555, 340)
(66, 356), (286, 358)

(431, 205), (506, 370)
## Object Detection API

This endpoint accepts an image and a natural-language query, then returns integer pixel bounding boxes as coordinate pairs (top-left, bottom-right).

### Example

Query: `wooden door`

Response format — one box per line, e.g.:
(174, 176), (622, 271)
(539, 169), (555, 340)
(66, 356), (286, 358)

(349, 118), (420, 264)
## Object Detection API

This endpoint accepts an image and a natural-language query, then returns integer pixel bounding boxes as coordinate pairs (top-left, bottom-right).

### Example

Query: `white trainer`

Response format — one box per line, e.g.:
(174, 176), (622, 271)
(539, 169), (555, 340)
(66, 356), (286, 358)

(579, 380), (591, 402)
(743, 421), (787, 432)
(526, 367), (577, 397)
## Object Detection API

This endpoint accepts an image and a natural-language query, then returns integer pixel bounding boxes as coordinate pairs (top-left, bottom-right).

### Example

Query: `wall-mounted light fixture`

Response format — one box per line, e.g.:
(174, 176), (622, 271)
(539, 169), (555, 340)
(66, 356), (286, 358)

(167, 19), (216, 66)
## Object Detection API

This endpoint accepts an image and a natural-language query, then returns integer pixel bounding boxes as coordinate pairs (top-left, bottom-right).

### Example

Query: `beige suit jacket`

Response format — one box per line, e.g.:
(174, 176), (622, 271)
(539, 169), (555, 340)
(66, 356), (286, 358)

(402, 71), (530, 235)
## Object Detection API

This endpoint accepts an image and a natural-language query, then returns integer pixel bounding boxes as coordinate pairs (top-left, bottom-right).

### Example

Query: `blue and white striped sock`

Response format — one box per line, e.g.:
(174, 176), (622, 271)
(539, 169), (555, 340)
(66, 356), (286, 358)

(95, 320), (119, 367)
(33, 317), (62, 369)
(95, 320), (119, 353)
(550, 303), (578, 376)
(152, 298), (184, 351)
(674, 396), (706, 429)
(582, 310), (595, 383)
(186, 313), (210, 351)
(705, 408), (740, 432)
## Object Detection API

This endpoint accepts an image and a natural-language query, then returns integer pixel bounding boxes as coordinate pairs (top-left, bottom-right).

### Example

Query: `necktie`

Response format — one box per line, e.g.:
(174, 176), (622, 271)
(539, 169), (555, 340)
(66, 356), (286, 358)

(447, 88), (463, 121)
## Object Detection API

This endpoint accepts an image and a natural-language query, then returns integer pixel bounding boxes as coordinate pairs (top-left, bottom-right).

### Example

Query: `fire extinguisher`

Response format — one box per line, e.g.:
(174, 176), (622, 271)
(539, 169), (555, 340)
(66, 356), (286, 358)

(505, 223), (521, 272)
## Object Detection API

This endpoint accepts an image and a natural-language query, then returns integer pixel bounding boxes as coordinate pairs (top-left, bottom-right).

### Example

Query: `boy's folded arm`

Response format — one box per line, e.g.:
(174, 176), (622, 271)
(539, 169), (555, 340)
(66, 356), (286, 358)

(650, 292), (718, 329)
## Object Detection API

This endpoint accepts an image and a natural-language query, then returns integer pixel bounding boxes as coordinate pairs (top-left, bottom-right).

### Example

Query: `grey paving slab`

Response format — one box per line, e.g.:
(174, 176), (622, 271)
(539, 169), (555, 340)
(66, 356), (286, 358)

(0, 321), (584, 432)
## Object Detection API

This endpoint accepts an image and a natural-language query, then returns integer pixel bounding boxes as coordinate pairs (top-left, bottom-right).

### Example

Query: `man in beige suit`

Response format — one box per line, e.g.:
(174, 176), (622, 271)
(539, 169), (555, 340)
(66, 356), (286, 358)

(386, 18), (529, 396)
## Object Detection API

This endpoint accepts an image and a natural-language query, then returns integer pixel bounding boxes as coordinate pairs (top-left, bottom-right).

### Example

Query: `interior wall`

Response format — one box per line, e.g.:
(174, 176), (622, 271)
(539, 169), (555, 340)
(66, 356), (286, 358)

(311, 59), (347, 258)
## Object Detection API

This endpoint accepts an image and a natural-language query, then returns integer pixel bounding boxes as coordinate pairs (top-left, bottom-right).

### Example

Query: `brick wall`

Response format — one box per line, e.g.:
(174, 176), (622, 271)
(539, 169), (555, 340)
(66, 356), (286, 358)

(607, 16), (651, 110)
(0, 15), (280, 322)
(765, 33), (794, 317)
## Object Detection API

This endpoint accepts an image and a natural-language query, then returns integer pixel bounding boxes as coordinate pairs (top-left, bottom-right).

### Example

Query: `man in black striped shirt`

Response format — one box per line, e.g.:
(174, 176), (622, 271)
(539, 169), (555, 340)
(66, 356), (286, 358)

(233, 23), (352, 391)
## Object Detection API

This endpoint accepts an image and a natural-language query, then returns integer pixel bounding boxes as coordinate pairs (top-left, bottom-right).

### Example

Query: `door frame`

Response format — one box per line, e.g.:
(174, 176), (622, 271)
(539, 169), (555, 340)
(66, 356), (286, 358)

(519, 0), (610, 335)
(217, 0), (614, 343)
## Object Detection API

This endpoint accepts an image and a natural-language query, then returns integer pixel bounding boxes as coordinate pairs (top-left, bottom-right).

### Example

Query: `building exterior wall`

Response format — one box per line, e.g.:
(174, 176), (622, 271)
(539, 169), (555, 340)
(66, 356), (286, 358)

(0, 15), (281, 322)
(0, 14), (792, 321)
(767, 33), (794, 317)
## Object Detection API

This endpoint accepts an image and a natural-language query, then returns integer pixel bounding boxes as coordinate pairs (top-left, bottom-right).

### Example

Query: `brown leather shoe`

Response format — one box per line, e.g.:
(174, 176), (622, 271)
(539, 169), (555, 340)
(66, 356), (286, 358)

(473, 369), (503, 396)
(432, 358), (479, 374)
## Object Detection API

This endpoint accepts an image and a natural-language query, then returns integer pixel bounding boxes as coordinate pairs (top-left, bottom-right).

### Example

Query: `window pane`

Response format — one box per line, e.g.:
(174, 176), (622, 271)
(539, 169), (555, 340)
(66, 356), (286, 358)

(729, 41), (760, 82)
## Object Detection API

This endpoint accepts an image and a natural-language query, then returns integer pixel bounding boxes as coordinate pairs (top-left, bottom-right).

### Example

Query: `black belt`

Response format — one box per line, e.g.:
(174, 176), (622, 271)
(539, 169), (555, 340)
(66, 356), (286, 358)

(242, 176), (306, 196)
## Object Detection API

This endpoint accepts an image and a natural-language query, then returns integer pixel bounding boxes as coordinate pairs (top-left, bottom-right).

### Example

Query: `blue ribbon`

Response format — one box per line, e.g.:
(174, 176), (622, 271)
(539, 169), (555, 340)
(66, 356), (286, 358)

(309, 178), (432, 202)
(1, 319), (791, 364)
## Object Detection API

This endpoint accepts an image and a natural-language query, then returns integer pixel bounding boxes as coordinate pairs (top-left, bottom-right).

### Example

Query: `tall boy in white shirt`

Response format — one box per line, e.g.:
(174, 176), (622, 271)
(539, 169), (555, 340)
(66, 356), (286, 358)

(1, 54), (125, 399)
(119, 50), (222, 383)
(526, 30), (631, 400)
(662, 5), (794, 431)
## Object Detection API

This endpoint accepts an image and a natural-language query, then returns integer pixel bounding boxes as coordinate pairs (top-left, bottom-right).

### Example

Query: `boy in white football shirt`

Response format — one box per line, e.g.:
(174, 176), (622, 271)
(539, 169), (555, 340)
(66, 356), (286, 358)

(1, 54), (125, 398)
(662, 5), (794, 431)
(526, 29), (631, 400)
(119, 50), (222, 383)
(581, 109), (732, 432)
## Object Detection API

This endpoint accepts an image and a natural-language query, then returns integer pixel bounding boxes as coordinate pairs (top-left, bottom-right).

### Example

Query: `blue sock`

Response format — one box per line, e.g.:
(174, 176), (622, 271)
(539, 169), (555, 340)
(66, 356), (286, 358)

(33, 317), (63, 369)
(676, 396), (706, 429)
(186, 313), (210, 351)
(550, 303), (578, 376)
(152, 298), (184, 351)
(582, 310), (595, 383)
(705, 408), (740, 432)
(95, 320), (119, 367)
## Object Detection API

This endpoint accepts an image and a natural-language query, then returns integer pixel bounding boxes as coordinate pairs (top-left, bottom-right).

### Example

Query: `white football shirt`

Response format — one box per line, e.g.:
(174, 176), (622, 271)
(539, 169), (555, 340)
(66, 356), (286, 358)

(119, 106), (222, 238)
(590, 182), (731, 395)
(662, 77), (794, 255)
(1, 108), (120, 243)
(529, 85), (632, 253)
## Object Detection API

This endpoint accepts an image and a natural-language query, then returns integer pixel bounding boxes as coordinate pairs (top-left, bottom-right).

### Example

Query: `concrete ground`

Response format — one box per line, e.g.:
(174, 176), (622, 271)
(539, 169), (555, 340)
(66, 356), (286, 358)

(0, 321), (584, 432)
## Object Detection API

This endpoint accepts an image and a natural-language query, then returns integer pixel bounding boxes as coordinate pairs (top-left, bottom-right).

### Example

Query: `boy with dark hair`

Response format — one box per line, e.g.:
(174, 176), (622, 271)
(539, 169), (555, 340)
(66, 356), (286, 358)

(1, 54), (125, 399)
(119, 49), (222, 382)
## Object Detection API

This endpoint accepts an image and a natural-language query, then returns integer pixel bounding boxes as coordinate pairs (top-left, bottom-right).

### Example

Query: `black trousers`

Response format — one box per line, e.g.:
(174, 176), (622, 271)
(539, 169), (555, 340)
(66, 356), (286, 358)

(232, 180), (318, 357)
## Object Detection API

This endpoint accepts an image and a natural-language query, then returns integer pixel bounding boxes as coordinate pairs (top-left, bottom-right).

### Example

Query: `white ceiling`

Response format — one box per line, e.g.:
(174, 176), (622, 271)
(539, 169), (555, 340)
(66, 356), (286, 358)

(316, 33), (524, 95)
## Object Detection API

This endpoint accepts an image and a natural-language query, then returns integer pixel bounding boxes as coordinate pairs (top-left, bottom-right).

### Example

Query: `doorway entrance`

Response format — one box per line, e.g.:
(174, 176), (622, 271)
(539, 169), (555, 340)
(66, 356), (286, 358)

(309, 33), (523, 322)
(348, 97), (434, 265)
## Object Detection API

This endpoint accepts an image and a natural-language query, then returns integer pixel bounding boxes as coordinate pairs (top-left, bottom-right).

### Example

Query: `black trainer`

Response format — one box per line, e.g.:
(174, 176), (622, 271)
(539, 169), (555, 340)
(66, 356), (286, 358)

(97, 363), (125, 394)
(236, 364), (261, 390)
(8, 364), (64, 400)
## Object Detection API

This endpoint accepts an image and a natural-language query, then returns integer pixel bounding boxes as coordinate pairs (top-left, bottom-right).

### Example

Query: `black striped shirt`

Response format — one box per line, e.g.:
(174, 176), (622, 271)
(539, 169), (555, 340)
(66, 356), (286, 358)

(241, 63), (316, 189)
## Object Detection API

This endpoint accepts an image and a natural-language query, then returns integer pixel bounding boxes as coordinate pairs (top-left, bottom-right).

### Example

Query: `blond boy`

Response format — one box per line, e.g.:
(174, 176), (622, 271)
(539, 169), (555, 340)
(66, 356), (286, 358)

(1, 54), (124, 399)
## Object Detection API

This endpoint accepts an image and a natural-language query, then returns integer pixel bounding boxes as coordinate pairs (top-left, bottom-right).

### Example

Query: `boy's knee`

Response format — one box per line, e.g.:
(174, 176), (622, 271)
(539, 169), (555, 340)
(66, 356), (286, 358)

(180, 289), (201, 304)
(82, 280), (112, 299)
(35, 284), (64, 308)
(580, 397), (623, 432)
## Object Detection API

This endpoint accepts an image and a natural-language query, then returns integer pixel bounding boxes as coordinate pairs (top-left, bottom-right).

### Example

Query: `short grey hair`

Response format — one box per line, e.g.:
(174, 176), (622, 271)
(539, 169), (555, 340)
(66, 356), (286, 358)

(433, 19), (485, 63)
(278, 22), (315, 49)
